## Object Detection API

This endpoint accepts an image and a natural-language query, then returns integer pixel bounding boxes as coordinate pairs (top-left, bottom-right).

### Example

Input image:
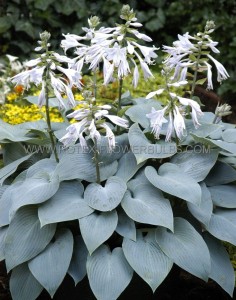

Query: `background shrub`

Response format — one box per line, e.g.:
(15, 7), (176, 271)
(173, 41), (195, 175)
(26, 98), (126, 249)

(0, 0), (235, 98)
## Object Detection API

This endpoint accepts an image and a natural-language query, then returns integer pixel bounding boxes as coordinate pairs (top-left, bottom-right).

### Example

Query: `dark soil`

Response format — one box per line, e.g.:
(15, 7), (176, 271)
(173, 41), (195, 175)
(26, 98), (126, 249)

(1, 261), (235, 300)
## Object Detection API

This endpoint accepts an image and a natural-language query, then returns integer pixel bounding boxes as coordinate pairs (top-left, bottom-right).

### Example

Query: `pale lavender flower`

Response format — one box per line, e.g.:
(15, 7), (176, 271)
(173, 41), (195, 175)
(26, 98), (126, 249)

(177, 96), (204, 128)
(11, 66), (45, 89)
(101, 123), (116, 151)
(146, 106), (168, 139)
(104, 114), (129, 128)
(146, 89), (165, 99)
(38, 81), (46, 107)
(207, 54), (230, 83)
(204, 62), (213, 90)
(165, 112), (174, 142)
(173, 106), (186, 139)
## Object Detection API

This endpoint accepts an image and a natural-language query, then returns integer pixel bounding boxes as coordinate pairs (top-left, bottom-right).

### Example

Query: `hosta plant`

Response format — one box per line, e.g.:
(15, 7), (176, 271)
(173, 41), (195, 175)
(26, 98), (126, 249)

(0, 5), (235, 300)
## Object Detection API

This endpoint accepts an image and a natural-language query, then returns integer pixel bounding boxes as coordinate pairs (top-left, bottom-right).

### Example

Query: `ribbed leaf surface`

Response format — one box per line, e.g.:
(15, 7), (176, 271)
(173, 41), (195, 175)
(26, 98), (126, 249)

(87, 245), (133, 300)
(39, 181), (93, 226)
(123, 230), (173, 292)
(79, 210), (118, 254)
(84, 176), (126, 212)
(28, 228), (73, 297)
(5, 206), (56, 271)
(145, 164), (201, 205)
(155, 217), (211, 281)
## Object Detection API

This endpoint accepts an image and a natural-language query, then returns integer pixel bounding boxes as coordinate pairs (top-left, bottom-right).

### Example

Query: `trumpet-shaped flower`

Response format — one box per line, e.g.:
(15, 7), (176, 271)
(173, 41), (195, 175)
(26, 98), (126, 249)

(146, 107), (168, 139)
(207, 54), (230, 83)
(177, 96), (204, 128)
(173, 106), (186, 139)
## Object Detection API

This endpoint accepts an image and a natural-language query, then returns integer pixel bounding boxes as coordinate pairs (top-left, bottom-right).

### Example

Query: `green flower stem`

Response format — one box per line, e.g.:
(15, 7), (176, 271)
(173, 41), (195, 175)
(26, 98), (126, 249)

(190, 49), (202, 100)
(117, 77), (123, 134)
(93, 70), (97, 103)
(93, 138), (101, 184)
(44, 67), (59, 163)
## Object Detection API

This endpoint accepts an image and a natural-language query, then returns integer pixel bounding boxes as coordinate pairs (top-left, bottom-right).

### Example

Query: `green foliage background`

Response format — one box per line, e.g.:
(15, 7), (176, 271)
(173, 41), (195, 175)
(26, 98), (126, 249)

(0, 0), (235, 98)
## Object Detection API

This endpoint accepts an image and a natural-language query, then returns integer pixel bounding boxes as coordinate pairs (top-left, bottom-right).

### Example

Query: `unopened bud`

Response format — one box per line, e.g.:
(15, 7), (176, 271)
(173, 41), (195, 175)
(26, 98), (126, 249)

(88, 16), (100, 28)
(40, 31), (51, 42)
(120, 4), (135, 21)
(205, 20), (215, 32)
(215, 103), (232, 117)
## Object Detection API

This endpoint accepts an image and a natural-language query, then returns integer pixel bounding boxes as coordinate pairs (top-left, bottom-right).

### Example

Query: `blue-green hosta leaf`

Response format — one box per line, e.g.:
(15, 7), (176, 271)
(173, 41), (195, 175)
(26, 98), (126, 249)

(55, 144), (118, 182)
(9, 173), (60, 219)
(155, 217), (211, 281)
(84, 176), (127, 212)
(0, 153), (34, 185)
(0, 182), (24, 227)
(170, 149), (218, 182)
(0, 119), (33, 143)
(79, 210), (118, 254)
(115, 151), (145, 183)
(5, 206), (56, 271)
(28, 228), (73, 298)
(0, 226), (8, 261)
(208, 185), (236, 208)
(145, 164), (201, 205)
(68, 235), (88, 285)
(2, 142), (35, 165)
(222, 128), (236, 143)
(187, 183), (213, 226)
(128, 123), (177, 164)
(121, 181), (173, 230)
(123, 230), (173, 292)
(203, 233), (235, 297)
(205, 161), (236, 186)
(10, 263), (43, 300)
(125, 100), (162, 128)
(26, 158), (58, 178)
(87, 245), (133, 300)
(191, 134), (236, 154)
(205, 209), (236, 245)
(38, 181), (93, 226)
(116, 209), (136, 241)
(97, 134), (129, 164)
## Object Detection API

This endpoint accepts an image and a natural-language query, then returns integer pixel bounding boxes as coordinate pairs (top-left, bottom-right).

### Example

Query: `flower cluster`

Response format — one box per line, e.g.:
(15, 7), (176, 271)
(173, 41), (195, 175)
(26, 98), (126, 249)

(145, 21), (229, 142)
(60, 92), (128, 151)
(163, 20), (229, 90)
(146, 78), (203, 141)
(61, 5), (158, 87)
(11, 32), (82, 109)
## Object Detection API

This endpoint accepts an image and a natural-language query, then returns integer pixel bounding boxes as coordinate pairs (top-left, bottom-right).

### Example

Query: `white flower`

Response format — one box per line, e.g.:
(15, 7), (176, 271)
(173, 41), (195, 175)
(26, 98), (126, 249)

(132, 63), (139, 88)
(24, 57), (42, 67)
(11, 66), (45, 89)
(130, 30), (152, 42)
(101, 123), (116, 151)
(165, 112), (174, 142)
(173, 106), (186, 139)
(89, 119), (101, 141)
(132, 42), (158, 64)
(146, 107), (168, 139)
(105, 114), (129, 128)
(177, 96), (204, 128)
(204, 61), (213, 90)
(207, 54), (229, 82)
(146, 89), (164, 99)
(61, 34), (85, 52)
(56, 66), (82, 89)
(38, 81), (46, 107)
(59, 118), (88, 147)
(67, 108), (90, 120)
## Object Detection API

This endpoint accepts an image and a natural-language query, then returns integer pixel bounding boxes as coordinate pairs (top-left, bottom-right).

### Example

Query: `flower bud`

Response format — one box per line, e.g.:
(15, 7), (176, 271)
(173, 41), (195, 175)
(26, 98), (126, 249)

(40, 31), (51, 42)
(88, 16), (100, 28)
(205, 20), (215, 32)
